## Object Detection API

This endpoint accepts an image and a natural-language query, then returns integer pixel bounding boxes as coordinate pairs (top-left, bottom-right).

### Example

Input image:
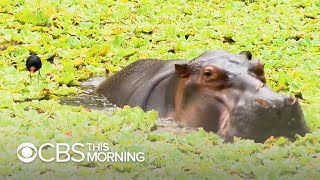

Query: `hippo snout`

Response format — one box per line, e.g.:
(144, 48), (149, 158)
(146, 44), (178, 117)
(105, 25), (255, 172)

(226, 94), (309, 142)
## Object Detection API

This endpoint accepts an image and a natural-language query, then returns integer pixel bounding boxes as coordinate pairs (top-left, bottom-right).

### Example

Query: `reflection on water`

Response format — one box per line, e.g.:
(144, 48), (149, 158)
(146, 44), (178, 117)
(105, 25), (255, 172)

(60, 77), (197, 134)
(59, 93), (116, 111)
(59, 77), (116, 111)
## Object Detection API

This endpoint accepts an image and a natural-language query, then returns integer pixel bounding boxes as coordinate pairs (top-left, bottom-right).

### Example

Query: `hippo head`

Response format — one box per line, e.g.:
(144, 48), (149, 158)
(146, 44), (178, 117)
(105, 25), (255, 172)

(173, 50), (309, 142)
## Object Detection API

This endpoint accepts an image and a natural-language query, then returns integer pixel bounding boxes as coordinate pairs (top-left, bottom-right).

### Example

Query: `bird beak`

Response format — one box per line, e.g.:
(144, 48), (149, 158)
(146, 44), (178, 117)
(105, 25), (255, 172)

(30, 66), (36, 75)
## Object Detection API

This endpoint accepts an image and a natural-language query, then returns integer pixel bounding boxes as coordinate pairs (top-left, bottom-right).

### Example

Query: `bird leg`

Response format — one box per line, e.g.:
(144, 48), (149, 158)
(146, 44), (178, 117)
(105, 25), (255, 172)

(29, 71), (32, 84)
(38, 70), (41, 85)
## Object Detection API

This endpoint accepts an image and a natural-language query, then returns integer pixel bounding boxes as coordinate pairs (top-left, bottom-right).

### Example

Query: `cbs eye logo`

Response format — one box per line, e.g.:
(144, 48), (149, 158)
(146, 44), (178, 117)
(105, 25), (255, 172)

(16, 142), (37, 163)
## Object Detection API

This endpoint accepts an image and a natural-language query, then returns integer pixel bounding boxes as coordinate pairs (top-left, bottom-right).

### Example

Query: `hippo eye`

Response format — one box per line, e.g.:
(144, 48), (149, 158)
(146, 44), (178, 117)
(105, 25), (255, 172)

(202, 66), (226, 81)
(203, 71), (212, 77)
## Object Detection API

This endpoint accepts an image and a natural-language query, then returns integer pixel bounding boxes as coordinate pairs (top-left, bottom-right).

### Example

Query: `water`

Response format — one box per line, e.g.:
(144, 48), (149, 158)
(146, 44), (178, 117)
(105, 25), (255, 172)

(59, 77), (118, 111)
(59, 77), (116, 111)
(59, 77), (197, 134)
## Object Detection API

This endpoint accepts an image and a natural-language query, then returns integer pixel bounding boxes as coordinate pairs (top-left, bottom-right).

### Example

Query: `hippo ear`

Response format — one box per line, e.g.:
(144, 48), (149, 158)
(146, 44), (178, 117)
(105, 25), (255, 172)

(175, 64), (190, 78)
(239, 51), (252, 60)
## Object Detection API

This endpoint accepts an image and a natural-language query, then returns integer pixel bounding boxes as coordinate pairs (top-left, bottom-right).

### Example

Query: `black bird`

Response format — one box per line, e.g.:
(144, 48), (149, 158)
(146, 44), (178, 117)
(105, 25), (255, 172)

(26, 55), (42, 83)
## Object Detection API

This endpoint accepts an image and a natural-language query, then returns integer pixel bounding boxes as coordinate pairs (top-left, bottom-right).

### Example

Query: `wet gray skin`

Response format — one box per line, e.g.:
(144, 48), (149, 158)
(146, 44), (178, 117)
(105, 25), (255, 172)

(95, 50), (309, 142)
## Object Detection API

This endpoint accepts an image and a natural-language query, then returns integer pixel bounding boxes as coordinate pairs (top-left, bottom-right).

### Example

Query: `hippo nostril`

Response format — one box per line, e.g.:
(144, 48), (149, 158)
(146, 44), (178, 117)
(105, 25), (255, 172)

(255, 99), (270, 108)
(287, 97), (297, 105)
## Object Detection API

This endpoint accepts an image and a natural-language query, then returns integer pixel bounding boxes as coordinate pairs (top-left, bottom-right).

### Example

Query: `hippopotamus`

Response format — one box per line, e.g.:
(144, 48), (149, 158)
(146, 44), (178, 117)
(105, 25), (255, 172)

(95, 50), (309, 142)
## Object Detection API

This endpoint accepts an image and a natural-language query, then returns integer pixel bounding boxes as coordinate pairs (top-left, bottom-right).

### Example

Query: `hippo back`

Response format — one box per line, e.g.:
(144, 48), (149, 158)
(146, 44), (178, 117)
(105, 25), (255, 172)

(95, 59), (185, 115)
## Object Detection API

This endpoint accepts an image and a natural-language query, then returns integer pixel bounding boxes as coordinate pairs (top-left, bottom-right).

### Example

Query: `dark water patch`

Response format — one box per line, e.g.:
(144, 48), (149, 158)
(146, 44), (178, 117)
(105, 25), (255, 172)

(59, 93), (116, 111)
(59, 77), (116, 111)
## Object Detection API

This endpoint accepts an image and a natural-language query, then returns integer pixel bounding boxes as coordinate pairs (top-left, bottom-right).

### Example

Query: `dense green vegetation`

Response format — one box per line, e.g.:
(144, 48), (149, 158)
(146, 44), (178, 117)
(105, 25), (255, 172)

(0, 0), (319, 179)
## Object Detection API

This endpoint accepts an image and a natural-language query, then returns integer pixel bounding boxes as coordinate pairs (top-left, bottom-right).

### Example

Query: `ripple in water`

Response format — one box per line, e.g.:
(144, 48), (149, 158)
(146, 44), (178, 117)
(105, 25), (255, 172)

(59, 77), (116, 111)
